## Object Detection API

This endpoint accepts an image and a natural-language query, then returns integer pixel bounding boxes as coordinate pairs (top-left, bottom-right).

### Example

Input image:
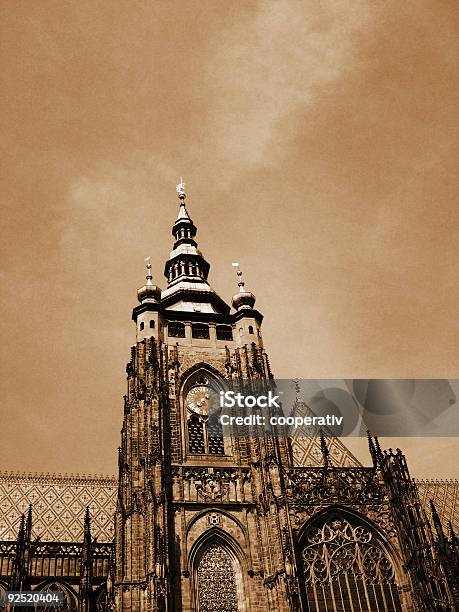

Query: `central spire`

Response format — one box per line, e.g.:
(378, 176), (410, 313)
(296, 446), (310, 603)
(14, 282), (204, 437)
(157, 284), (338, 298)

(161, 181), (230, 314)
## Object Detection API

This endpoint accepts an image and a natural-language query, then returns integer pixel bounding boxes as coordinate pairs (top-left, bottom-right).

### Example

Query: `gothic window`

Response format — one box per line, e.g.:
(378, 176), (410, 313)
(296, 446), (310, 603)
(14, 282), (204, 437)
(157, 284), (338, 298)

(184, 375), (226, 456)
(39, 582), (77, 611)
(216, 325), (233, 341)
(192, 324), (210, 339)
(197, 544), (239, 612)
(299, 514), (402, 612)
(168, 322), (186, 338)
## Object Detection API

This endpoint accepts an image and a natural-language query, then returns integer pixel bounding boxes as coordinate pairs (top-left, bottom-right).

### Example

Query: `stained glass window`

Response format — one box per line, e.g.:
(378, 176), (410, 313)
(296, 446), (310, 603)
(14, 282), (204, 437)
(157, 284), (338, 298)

(40, 583), (77, 611)
(197, 544), (239, 612)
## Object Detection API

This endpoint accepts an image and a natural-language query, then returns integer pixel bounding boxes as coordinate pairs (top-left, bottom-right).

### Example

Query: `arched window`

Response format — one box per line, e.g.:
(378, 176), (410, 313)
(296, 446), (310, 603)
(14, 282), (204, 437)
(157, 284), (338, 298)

(184, 372), (225, 456)
(299, 513), (402, 612)
(196, 543), (241, 612)
(139, 322), (144, 331)
(248, 325), (254, 334)
(39, 582), (77, 611)
(150, 320), (155, 329)
(192, 324), (210, 339)
(168, 322), (185, 338)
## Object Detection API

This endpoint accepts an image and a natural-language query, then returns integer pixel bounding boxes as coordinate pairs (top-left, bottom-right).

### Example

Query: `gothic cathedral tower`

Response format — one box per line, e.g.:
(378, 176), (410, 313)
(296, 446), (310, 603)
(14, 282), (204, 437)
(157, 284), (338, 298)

(114, 182), (297, 611)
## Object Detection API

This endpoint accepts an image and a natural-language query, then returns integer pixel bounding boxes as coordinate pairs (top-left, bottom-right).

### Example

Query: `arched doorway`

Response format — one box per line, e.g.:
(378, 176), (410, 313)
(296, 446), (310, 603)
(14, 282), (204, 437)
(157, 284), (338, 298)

(298, 511), (403, 611)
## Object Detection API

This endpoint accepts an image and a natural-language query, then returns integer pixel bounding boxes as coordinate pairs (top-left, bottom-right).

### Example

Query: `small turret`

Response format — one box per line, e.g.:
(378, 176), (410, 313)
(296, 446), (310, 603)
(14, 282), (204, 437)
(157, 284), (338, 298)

(231, 265), (256, 311)
(137, 258), (161, 304)
(230, 263), (262, 348)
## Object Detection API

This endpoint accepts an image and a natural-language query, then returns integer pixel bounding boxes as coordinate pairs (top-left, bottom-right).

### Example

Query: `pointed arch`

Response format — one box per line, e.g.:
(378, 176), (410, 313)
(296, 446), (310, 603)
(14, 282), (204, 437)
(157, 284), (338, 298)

(186, 509), (248, 541)
(179, 362), (226, 389)
(297, 507), (404, 612)
(189, 527), (247, 612)
(34, 581), (78, 611)
(180, 364), (230, 458)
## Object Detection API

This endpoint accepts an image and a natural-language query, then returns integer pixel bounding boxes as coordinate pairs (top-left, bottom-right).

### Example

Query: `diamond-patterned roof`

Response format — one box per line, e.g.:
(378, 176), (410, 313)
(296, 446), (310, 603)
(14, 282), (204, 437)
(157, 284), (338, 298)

(0, 472), (117, 543)
(290, 401), (362, 468)
(1, 471), (457, 544)
(417, 479), (459, 533)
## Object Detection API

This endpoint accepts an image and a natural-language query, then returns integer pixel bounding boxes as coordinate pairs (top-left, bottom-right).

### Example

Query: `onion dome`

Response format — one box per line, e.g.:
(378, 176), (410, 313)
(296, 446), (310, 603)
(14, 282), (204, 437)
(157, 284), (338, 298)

(137, 258), (161, 303)
(231, 266), (256, 310)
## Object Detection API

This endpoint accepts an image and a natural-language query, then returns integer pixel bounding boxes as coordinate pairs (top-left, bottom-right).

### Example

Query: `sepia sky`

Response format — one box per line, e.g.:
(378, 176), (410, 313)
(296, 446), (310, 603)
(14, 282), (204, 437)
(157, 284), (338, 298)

(1, 1), (458, 478)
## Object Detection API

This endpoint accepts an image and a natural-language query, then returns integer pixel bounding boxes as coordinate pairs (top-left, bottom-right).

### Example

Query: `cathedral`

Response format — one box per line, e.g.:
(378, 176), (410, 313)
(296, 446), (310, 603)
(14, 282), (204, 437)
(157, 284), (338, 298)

(0, 182), (458, 611)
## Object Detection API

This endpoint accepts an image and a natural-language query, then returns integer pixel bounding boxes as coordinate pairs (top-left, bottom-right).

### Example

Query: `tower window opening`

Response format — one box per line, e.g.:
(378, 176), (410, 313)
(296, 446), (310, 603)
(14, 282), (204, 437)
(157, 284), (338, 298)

(150, 320), (155, 329)
(192, 324), (210, 339)
(248, 325), (254, 334)
(139, 322), (144, 331)
(216, 325), (233, 341)
(168, 322), (186, 338)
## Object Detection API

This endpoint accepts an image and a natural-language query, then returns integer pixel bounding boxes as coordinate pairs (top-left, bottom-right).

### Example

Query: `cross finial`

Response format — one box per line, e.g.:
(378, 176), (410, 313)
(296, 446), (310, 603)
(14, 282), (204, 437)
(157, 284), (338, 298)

(144, 257), (152, 284)
(176, 177), (186, 199)
(232, 262), (245, 291)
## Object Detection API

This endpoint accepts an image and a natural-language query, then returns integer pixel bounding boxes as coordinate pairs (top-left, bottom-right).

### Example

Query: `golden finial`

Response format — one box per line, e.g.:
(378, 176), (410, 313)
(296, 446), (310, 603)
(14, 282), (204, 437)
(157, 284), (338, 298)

(176, 177), (186, 200)
(144, 257), (152, 284)
(232, 262), (245, 291)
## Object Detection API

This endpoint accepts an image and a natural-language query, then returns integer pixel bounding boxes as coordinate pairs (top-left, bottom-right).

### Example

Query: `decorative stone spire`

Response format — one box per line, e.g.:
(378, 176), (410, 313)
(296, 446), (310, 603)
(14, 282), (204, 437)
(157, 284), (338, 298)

(430, 499), (446, 545)
(25, 504), (32, 542)
(11, 513), (27, 591)
(231, 263), (256, 311)
(79, 506), (93, 612)
(319, 430), (330, 472)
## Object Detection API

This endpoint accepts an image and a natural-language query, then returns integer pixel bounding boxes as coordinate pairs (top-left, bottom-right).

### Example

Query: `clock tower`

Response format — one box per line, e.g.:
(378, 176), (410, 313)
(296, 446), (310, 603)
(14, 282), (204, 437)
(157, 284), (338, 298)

(112, 182), (457, 612)
(114, 182), (296, 611)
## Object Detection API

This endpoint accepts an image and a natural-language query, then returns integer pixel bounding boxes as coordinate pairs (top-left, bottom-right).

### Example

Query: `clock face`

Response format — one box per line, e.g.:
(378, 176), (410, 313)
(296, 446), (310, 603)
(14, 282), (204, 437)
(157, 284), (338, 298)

(185, 385), (210, 416)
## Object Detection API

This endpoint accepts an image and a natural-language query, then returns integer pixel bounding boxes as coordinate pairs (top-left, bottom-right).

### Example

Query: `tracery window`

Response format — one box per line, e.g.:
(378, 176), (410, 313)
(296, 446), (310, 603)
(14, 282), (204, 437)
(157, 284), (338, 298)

(300, 514), (402, 612)
(197, 544), (239, 612)
(39, 583), (77, 611)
